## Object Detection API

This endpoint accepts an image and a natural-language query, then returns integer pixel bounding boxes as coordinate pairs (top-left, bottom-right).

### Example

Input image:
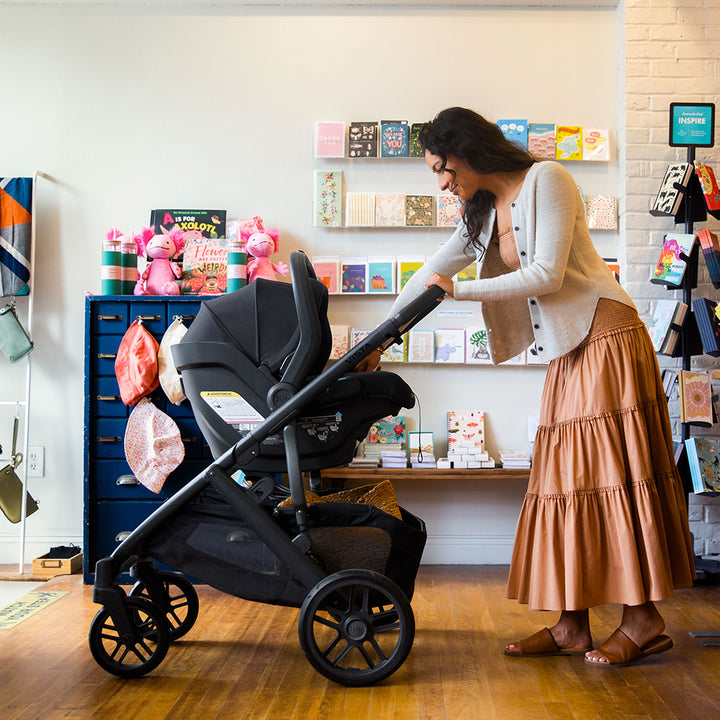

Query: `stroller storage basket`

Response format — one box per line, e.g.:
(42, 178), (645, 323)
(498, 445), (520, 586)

(146, 489), (426, 606)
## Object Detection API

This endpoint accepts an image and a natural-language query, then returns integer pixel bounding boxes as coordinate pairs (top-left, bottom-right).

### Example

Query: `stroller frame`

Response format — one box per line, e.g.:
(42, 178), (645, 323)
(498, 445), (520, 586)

(90, 251), (444, 686)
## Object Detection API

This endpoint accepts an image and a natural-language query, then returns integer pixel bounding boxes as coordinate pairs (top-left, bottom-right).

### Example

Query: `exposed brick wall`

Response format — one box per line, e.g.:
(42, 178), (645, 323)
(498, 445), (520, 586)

(622, 0), (720, 557)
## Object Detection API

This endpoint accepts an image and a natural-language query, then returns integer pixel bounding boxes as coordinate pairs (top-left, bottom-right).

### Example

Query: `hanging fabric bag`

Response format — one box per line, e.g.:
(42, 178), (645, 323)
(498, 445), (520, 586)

(0, 303), (33, 363)
(0, 415), (38, 523)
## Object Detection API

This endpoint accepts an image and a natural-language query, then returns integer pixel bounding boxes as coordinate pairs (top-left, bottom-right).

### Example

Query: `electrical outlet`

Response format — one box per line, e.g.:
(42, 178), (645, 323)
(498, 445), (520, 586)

(28, 446), (44, 477)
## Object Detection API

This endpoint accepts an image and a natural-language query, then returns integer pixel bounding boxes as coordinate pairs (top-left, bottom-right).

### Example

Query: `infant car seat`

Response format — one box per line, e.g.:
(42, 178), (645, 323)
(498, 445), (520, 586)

(173, 273), (414, 473)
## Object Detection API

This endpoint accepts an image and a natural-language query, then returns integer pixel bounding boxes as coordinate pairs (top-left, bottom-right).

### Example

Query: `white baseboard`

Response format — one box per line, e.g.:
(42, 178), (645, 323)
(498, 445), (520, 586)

(420, 534), (515, 565)
(0, 532), (83, 566)
(0, 532), (514, 567)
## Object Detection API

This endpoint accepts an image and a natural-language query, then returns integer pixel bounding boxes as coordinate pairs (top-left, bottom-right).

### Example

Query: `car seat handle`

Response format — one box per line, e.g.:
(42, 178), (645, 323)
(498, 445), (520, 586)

(271, 251), (323, 405)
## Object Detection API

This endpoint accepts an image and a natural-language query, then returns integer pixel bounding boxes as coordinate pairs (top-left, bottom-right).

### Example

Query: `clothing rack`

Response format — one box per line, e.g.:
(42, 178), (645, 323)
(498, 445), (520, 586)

(1, 170), (48, 573)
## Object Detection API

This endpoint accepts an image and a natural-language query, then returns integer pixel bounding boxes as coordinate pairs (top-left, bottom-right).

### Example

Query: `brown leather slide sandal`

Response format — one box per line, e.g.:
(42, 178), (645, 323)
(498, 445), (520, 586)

(505, 627), (593, 657)
(584, 629), (673, 668)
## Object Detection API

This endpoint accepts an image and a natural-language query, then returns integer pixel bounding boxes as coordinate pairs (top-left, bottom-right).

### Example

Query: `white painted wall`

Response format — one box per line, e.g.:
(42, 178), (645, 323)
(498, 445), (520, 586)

(0, 4), (619, 564)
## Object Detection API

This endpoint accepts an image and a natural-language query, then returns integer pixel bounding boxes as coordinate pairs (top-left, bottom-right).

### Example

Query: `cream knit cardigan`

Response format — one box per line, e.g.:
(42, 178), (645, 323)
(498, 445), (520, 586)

(389, 161), (635, 364)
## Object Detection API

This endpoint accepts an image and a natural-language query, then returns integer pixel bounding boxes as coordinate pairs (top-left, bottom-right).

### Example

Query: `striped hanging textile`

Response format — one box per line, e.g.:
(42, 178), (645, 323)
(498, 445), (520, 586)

(0, 178), (33, 297)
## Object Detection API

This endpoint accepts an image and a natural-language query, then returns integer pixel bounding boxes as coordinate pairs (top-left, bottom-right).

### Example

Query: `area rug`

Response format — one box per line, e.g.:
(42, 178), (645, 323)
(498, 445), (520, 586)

(0, 591), (67, 629)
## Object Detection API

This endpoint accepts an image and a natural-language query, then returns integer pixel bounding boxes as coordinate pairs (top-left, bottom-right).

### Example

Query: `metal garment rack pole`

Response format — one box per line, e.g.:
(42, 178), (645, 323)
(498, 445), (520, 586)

(1, 171), (49, 573)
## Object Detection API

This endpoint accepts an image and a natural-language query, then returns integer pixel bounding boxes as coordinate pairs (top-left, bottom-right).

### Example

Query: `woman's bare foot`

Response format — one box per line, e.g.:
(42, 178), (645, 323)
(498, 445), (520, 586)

(585, 602), (665, 665)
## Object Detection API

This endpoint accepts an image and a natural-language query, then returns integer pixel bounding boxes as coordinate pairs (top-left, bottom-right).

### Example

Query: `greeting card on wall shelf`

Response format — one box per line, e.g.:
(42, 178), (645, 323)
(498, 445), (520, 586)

(437, 195), (463, 227)
(409, 123), (424, 157)
(405, 195), (434, 226)
(314, 170), (343, 227)
(375, 193), (406, 227)
(649, 162), (693, 217)
(407, 329), (434, 362)
(502, 350), (527, 365)
(312, 256), (340, 294)
(528, 124), (556, 160)
(346, 192), (376, 226)
(350, 328), (372, 347)
(341, 258), (367, 293)
(698, 229), (720, 288)
(380, 121), (409, 157)
(526, 341), (547, 365)
(582, 128), (610, 161)
(329, 325), (349, 360)
(455, 262), (478, 283)
(650, 233), (696, 287)
(397, 256), (425, 291)
(367, 257), (396, 294)
(694, 161), (720, 218)
(679, 370), (713, 427)
(465, 326), (492, 364)
(586, 195), (617, 230)
(434, 328), (465, 363)
(497, 119), (528, 150)
(314, 121), (346, 158)
(555, 126), (583, 161)
(348, 121), (378, 158)
(382, 340), (406, 363)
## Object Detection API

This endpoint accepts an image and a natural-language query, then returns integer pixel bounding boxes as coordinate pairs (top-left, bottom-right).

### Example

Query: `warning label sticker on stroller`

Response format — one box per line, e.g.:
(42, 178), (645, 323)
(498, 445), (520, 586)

(200, 391), (264, 431)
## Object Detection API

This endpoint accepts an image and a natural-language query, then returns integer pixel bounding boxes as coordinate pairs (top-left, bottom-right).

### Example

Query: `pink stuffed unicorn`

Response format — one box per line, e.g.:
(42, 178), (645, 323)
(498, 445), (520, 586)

(240, 216), (288, 283)
(134, 226), (185, 295)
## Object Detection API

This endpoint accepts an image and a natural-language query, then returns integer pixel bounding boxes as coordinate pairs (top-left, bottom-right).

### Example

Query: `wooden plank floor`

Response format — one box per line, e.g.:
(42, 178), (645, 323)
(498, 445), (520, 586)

(1, 566), (719, 719)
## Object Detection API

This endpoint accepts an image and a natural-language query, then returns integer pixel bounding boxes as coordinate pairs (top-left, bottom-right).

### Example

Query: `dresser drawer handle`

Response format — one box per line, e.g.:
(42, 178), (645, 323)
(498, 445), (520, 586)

(181, 436), (197, 443)
(97, 315), (123, 321)
(97, 436), (122, 443)
(97, 353), (117, 360)
(135, 314), (162, 322)
(96, 395), (121, 402)
(115, 531), (132, 543)
(116, 474), (139, 486)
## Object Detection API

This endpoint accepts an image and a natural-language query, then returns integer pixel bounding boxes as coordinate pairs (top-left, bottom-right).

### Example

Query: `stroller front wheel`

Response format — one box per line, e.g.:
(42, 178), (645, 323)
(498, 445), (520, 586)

(89, 596), (170, 679)
(298, 569), (415, 686)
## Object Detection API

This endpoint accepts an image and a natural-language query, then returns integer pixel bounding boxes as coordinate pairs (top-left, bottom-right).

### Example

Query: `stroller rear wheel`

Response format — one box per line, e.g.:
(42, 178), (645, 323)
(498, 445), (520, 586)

(298, 569), (415, 686)
(89, 596), (170, 679)
(129, 570), (199, 641)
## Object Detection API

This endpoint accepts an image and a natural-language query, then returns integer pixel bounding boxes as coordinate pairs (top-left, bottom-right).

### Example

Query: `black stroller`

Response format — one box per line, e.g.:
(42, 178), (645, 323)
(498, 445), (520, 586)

(89, 251), (444, 686)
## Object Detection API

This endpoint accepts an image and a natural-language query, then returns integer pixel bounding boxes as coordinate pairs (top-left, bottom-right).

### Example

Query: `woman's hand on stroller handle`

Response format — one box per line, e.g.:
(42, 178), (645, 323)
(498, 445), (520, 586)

(355, 348), (383, 373)
(425, 274), (453, 298)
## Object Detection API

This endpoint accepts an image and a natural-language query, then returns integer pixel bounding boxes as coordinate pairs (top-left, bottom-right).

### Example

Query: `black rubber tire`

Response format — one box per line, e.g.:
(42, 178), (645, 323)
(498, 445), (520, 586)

(129, 571), (199, 641)
(89, 596), (170, 678)
(298, 569), (415, 686)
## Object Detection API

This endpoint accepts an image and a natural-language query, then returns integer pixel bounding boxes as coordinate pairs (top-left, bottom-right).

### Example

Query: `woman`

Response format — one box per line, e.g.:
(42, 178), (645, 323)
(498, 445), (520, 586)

(359, 107), (695, 667)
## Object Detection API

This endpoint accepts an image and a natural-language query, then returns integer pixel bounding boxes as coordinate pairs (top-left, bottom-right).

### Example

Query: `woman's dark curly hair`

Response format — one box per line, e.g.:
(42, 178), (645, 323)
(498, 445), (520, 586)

(419, 107), (536, 255)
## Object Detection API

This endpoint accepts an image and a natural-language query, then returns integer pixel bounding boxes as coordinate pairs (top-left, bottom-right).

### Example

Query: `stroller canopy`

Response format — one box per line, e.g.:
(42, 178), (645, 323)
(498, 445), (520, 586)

(183, 278), (332, 381)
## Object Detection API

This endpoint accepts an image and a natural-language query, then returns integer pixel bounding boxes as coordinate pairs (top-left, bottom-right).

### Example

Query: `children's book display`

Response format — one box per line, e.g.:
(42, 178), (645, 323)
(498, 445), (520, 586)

(101, 209), (296, 297)
(650, 233), (696, 287)
(684, 437), (720, 493)
(678, 370), (713, 427)
(691, 297), (720, 356)
(648, 299), (687, 355)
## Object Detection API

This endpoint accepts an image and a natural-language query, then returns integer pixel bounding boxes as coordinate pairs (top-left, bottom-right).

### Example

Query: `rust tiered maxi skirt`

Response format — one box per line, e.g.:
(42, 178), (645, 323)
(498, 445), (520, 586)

(507, 300), (695, 611)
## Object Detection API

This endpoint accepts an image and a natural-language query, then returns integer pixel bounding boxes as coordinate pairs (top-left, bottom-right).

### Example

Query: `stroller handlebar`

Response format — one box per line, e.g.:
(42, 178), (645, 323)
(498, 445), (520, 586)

(389, 284), (446, 337)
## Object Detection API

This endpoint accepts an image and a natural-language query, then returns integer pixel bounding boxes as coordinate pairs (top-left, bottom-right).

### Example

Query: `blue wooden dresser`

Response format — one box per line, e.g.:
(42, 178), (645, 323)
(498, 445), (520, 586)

(83, 296), (212, 583)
